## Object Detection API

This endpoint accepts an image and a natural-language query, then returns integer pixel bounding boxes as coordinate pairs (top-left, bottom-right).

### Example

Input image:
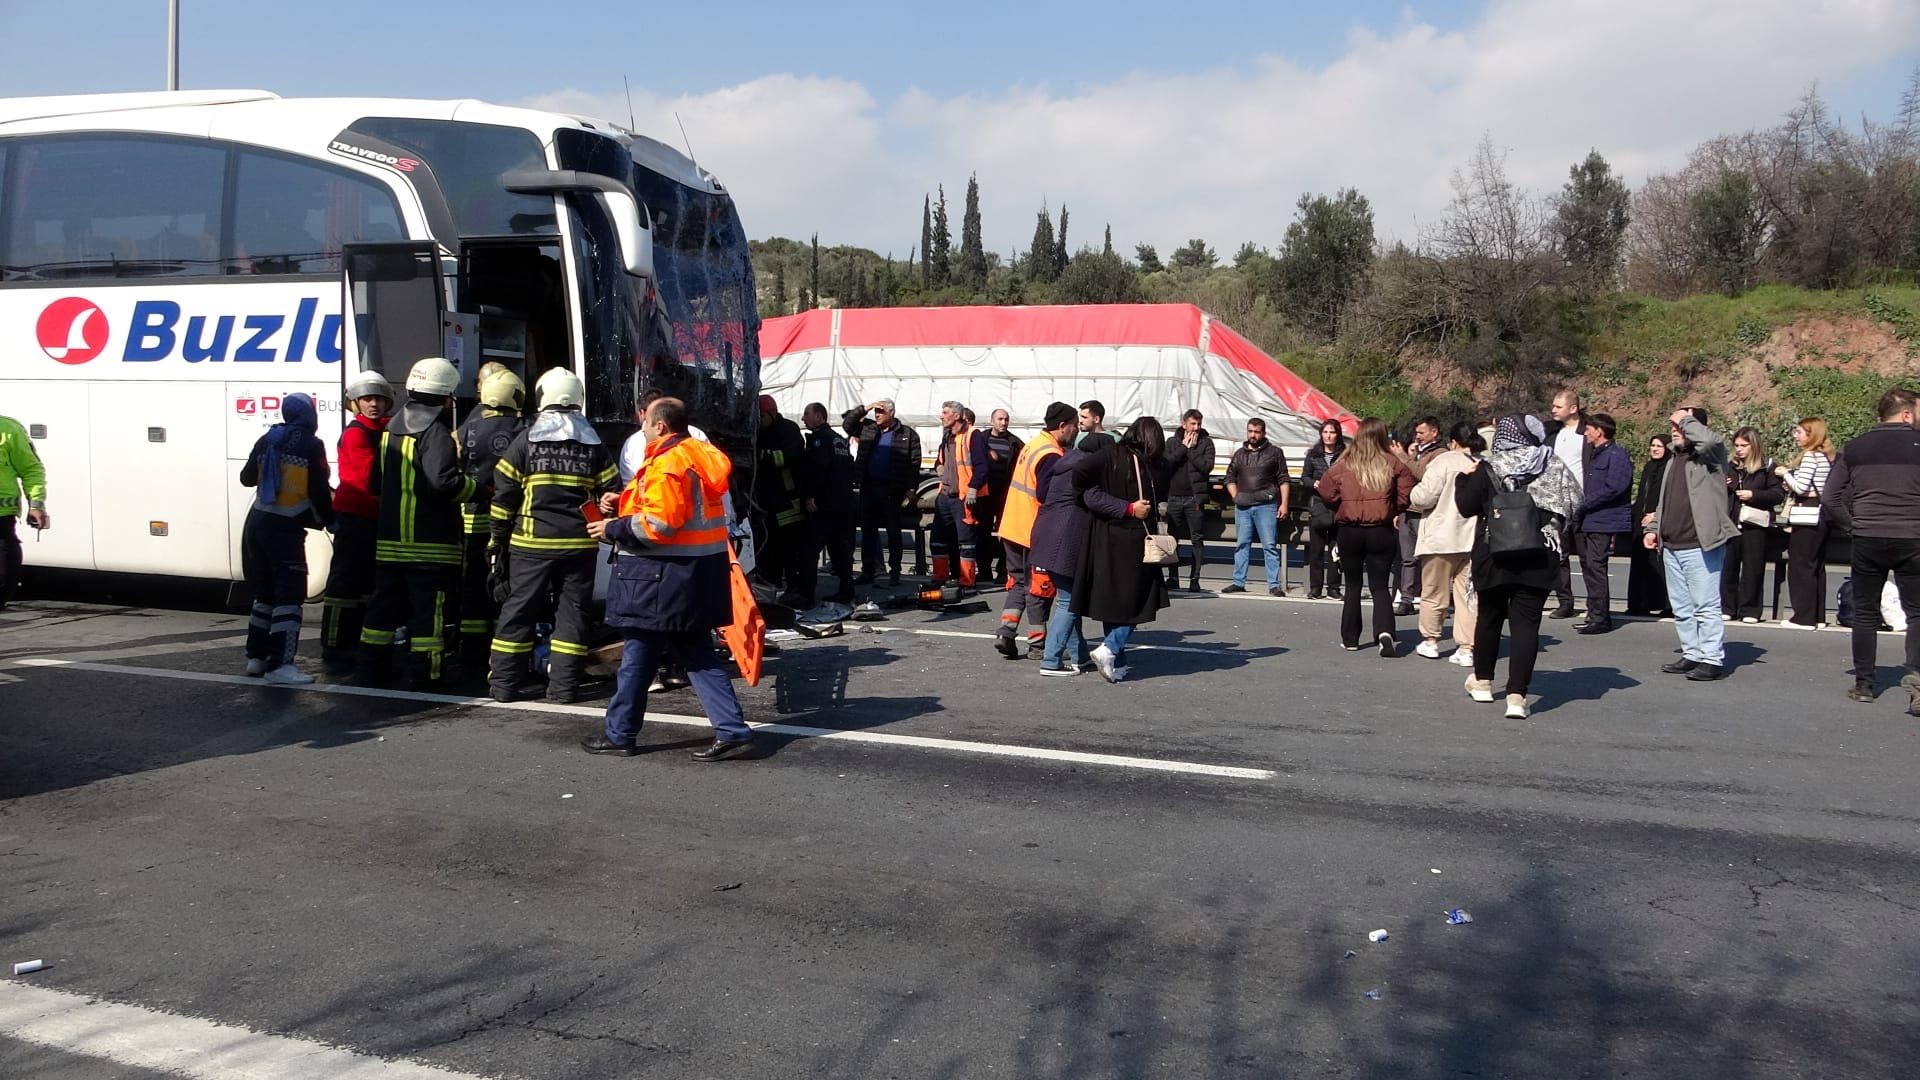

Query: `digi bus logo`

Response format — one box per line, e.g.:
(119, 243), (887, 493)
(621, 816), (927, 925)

(37, 297), (109, 364)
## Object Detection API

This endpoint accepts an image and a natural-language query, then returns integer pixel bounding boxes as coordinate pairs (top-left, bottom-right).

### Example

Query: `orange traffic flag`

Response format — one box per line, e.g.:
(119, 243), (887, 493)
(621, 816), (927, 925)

(721, 541), (766, 686)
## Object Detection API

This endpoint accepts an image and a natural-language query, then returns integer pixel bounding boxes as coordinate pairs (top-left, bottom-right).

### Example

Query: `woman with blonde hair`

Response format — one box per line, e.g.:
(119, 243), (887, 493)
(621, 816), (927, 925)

(1774, 417), (1837, 627)
(1723, 427), (1785, 622)
(1315, 417), (1416, 656)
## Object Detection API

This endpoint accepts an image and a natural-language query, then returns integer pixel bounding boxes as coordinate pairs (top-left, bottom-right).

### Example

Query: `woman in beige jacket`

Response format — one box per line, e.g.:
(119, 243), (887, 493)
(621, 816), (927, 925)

(1407, 422), (1486, 666)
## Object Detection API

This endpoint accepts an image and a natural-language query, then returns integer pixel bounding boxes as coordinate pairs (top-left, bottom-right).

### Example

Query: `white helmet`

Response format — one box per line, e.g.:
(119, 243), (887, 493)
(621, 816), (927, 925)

(344, 370), (394, 404)
(404, 357), (460, 397)
(535, 367), (586, 410)
(478, 369), (526, 411)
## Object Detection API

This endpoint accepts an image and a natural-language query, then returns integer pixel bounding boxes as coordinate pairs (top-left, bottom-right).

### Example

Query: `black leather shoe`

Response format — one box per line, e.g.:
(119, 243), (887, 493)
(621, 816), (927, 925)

(580, 735), (636, 756)
(692, 737), (755, 762)
(1393, 601), (1415, 617)
(1575, 621), (1612, 635)
(1686, 663), (1727, 682)
(1661, 659), (1698, 674)
(1270, 586), (1287, 597)
(1548, 606), (1577, 620)
(1846, 684), (1876, 703)
(994, 634), (1021, 659)
(1221, 583), (1246, 594)
(1306, 590), (1324, 600)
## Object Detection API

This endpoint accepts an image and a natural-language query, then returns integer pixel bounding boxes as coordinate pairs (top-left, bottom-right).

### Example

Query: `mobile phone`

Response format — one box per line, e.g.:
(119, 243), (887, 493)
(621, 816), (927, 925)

(581, 498), (604, 523)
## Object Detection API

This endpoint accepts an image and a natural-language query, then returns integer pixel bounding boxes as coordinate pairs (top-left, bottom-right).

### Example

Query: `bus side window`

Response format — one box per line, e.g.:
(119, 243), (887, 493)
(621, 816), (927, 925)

(231, 152), (404, 276)
(0, 136), (224, 278)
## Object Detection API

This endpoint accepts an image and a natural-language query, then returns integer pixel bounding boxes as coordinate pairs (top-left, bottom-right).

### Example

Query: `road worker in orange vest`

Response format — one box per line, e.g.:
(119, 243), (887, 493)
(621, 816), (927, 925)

(583, 396), (755, 762)
(994, 402), (1079, 660)
(930, 399), (991, 587)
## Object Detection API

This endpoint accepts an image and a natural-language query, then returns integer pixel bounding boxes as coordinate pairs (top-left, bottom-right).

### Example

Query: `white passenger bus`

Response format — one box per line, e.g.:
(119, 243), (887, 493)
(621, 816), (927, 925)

(0, 90), (760, 594)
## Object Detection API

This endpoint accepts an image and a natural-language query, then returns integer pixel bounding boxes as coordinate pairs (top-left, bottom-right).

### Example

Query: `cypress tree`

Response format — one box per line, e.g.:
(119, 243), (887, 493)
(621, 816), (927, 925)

(930, 184), (953, 288)
(920, 197), (933, 290)
(1029, 204), (1057, 283)
(808, 233), (821, 309)
(960, 173), (987, 289)
(771, 261), (789, 316)
(1054, 204), (1070, 277)
(1103, 224), (1113, 256)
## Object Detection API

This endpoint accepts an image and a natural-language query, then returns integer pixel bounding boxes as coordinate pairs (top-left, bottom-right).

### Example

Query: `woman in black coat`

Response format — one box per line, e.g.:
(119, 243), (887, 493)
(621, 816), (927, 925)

(1624, 434), (1672, 618)
(1069, 416), (1171, 682)
(1300, 418), (1348, 599)
(1722, 427), (1786, 622)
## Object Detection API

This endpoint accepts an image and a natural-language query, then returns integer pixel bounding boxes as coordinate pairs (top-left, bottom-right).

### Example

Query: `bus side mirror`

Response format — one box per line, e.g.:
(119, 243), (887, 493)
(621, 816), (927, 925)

(501, 169), (655, 282)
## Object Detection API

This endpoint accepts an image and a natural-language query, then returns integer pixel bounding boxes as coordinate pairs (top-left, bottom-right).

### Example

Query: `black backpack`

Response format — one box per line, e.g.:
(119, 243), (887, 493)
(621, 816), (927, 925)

(1487, 474), (1548, 557)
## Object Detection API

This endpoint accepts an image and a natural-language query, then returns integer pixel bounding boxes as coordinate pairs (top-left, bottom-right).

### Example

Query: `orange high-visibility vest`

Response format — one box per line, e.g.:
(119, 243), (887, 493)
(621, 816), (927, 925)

(996, 432), (1063, 547)
(938, 424), (990, 498)
(616, 433), (732, 556)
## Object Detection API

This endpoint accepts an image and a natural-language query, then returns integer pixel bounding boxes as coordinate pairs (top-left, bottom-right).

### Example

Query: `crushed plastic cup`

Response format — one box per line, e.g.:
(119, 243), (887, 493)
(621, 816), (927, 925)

(1367, 929), (1389, 943)
(1362, 988), (1381, 1000)
(1444, 909), (1473, 925)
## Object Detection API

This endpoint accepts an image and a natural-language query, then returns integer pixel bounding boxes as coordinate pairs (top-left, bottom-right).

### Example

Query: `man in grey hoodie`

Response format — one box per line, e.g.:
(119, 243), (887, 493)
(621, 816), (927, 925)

(1642, 407), (1738, 681)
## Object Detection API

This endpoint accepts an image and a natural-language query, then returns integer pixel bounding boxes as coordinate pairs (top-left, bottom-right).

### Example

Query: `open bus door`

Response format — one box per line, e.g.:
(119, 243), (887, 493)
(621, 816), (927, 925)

(340, 241), (451, 411)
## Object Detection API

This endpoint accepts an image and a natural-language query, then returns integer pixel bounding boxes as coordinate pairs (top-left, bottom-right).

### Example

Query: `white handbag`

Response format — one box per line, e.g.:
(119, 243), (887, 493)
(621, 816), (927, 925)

(1132, 453), (1181, 566)
(1738, 504), (1775, 529)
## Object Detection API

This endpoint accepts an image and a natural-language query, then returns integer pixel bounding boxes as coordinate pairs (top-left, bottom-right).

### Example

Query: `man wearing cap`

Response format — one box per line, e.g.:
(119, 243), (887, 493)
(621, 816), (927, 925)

(754, 395), (811, 604)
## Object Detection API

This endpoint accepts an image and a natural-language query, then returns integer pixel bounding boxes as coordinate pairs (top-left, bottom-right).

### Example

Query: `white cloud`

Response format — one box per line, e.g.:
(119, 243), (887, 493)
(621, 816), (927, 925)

(524, 0), (1920, 258)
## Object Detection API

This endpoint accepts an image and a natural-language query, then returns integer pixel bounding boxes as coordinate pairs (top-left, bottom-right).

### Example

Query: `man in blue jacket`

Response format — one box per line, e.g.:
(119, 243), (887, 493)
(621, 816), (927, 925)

(1575, 413), (1633, 635)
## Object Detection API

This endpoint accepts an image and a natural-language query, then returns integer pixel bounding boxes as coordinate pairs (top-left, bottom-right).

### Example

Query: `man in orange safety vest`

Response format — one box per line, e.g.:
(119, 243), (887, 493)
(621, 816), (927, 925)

(993, 402), (1079, 660)
(930, 400), (991, 586)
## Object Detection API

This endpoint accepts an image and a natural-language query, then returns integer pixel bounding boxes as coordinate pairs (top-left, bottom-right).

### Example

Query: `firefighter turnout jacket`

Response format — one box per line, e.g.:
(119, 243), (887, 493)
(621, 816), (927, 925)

(459, 408), (529, 535)
(371, 400), (474, 565)
(490, 412), (620, 554)
(755, 414), (809, 529)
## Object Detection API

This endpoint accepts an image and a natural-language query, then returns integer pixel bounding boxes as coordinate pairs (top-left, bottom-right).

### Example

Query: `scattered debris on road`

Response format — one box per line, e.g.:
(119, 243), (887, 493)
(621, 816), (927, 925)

(1367, 929), (1389, 943)
(13, 960), (46, 975)
(1444, 908), (1473, 924)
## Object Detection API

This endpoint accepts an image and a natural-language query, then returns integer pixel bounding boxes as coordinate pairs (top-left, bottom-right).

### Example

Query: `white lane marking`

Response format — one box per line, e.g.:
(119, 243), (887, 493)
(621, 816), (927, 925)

(13, 659), (1275, 781)
(0, 980), (489, 1080)
(862, 626), (1234, 656)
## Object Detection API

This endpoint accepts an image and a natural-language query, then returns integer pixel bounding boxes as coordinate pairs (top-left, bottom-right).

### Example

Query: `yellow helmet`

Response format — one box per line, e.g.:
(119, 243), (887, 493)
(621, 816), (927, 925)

(478, 369), (526, 410)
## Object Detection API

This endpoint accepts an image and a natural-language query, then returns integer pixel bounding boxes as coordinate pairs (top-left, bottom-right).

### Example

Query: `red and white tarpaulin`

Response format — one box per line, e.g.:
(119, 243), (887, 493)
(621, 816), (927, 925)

(757, 304), (1356, 445)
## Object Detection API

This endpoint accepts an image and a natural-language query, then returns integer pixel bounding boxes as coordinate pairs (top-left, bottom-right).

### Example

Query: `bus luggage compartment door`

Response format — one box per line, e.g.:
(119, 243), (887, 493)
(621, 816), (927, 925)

(10, 382), (94, 571)
(90, 382), (231, 579)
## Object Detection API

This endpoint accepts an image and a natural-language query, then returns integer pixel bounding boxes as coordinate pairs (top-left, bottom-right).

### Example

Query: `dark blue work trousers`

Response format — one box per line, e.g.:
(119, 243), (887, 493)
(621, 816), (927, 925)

(603, 629), (752, 745)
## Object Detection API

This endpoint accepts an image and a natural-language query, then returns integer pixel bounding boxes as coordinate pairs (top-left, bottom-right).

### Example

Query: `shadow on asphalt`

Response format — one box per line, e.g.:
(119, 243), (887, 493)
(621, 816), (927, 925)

(1530, 666), (1643, 714)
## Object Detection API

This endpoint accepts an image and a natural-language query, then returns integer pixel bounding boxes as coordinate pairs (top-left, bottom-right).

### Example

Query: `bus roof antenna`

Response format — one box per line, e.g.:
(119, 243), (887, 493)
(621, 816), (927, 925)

(622, 75), (636, 132)
(674, 111), (697, 168)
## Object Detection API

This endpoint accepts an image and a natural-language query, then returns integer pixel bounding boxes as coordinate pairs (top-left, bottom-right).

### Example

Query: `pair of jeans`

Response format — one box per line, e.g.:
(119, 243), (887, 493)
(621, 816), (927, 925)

(1473, 584), (1548, 695)
(1041, 574), (1085, 670)
(1099, 622), (1135, 665)
(604, 628), (752, 744)
(1337, 523), (1397, 646)
(1165, 495), (1207, 584)
(1785, 521), (1830, 625)
(1232, 501), (1280, 588)
(1848, 535), (1920, 685)
(1662, 545), (1727, 666)
(1578, 531), (1623, 625)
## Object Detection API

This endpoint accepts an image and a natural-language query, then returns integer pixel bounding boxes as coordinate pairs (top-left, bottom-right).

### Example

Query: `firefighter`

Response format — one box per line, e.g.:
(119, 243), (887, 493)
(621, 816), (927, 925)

(358, 357), (473, 686)
(799, 402), (856, 606)
(753, 395), (811, 605)
(456, 369), (528, 663)
(930, 400), (990, 586)
(320, 371), (393, 666)
(488, 368), (620, 704)
(582, 395), (756, 761)
(994, 402), (1077, 659)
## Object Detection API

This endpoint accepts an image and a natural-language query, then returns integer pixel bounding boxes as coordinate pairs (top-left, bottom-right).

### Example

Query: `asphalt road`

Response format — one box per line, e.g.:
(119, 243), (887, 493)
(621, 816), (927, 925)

(2, 577), (1916, 1079)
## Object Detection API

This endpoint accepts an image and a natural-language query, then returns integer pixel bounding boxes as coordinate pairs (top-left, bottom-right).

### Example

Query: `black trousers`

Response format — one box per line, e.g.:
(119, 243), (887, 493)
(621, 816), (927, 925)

(1849, 536), (1920, 685)
(455, 531), (499, 658)
(1786, 522), (1830, 625)
(1474, 584), (1549, 695)
(1720, 525), (1774, 620)
(757, 514), (812, 597)
(490, 549), (595, 698)
(0, 514), (20, 603)
(242, 511), (309, 669)
(1577, 531), (1622, 625)
(799, 507), (856, 603)
(360, 563), (456, 683)
(859, 486), (908, 576)
(1338, 524), (1398, 646)
(1625, 541), (1670, 616)
(1165, 495), (1207, 585)
(980, 489), (1009, 578)
(321, 514), (377, 661)
(1307, 520), (1339, 595)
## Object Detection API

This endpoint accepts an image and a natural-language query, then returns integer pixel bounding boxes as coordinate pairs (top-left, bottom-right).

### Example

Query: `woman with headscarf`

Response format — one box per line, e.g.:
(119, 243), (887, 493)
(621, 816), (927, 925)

(1069, 416), (1172, 682)
(1453, 414), (1581, 719)
(239, 393), (334, 685)
(1624, 435), (1673, 618)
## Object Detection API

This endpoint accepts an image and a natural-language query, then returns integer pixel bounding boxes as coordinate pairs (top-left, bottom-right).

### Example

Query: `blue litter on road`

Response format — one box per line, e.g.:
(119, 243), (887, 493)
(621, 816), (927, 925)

(1363, 989), (1381, 1000)
(1444, 908), (1473, 924)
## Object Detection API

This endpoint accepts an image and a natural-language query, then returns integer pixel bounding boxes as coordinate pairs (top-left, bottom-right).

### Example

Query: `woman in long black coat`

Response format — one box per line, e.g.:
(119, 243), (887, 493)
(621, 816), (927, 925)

(1624, 434), (1672, 618)
(1069, 416), (1171, 682)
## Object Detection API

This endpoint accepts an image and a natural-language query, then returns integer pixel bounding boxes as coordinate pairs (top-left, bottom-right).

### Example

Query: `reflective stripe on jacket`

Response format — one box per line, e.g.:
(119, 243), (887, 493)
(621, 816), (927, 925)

(490, 431), (620, 554)
(996, 433), (1063, 548)
(613, 433), (733, 557)
(372, 423), (475, 565)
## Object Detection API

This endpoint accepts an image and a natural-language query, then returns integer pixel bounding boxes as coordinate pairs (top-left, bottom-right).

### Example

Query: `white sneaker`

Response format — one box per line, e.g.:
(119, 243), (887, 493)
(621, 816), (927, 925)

(1465, 676), (1495, 703)
(1039, 665), (1079, 678)
(244, 658), (268, 677)
(262, 664), (314, 686)
(1740, 616), (1759, 624)
(1450, 649), (1475, 668)
(1090, 644), (1119, 683)
(1779, 619), (1816, 631)
(1415, 640), (1443, 659)
(1504, 693), (1529, 719)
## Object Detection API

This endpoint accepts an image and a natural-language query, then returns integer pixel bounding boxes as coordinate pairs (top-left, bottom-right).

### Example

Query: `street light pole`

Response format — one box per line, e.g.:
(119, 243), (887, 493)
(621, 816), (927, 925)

(166, 0), (179, 91)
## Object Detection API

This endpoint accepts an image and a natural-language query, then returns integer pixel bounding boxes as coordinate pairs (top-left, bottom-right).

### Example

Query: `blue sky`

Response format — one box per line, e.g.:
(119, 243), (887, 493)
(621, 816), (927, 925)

(4, 1), (1917, 254)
